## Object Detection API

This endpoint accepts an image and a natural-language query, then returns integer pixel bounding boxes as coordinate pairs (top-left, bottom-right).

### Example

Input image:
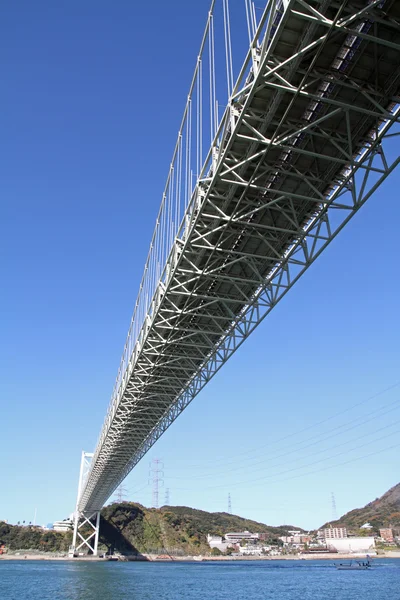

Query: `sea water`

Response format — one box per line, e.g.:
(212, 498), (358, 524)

(0, 559), (399, 600)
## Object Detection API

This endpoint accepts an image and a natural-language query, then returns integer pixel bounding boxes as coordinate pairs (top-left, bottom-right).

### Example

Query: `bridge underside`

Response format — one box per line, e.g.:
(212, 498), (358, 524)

(77, 0), (400, 514)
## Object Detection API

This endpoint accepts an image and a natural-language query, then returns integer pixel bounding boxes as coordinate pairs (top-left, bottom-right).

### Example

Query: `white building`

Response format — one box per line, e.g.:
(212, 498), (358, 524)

(239, 543), (263, 556)
(326, 537), (375, 553)
(207, 531), (261, 553)
(224, 531), (260, 544)
(53, 518), (73, 532)
(206, 535), (232, 553)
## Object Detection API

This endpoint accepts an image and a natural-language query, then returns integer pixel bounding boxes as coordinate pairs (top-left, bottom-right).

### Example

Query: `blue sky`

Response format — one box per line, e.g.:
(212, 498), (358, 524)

(1, 0), (399, 531)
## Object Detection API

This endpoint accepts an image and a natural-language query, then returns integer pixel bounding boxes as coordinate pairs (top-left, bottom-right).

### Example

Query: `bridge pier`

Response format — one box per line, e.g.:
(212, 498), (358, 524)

(70, 510), (101, 557)
(69, 451), (101, 557)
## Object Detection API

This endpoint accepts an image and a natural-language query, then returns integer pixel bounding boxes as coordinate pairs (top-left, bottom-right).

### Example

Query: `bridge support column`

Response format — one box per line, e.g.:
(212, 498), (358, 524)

(71, 510), (101, 557)
(69, 451), (101, 557)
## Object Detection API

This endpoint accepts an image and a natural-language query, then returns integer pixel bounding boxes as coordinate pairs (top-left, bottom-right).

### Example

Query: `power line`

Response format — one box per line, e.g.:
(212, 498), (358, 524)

(111, 385), (400, 504)
(167, 381), (400, 470)
(130, 483), (150, 496)
(201, 430), (400, 490)
(167, 421), (400, 493)
(255, 441), (400, 489)
(161, 417), (400, 497)
(167, 401), (400, 480)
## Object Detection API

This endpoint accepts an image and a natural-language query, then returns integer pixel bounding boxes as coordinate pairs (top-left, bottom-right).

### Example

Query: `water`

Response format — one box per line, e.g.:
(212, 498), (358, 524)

(0, 559), (399, 600)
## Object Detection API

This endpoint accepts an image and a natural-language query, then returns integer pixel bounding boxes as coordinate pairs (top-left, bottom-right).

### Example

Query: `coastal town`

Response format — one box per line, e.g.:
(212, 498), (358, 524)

(206, 525), (399, 558)
(1, 523), (399, 561)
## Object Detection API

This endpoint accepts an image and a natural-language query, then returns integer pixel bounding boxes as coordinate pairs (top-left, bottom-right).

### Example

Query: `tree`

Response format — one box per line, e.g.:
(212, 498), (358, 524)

(211, 547), (222, 556)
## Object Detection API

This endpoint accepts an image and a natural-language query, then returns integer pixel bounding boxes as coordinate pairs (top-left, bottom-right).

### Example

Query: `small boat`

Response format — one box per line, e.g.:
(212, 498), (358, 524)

(335, 560), (371, 570)
(100, 552), (121, 561)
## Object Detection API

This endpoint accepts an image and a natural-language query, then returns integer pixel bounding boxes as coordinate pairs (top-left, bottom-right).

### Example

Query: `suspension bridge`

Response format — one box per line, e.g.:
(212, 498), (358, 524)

(71, 0), (400, 555)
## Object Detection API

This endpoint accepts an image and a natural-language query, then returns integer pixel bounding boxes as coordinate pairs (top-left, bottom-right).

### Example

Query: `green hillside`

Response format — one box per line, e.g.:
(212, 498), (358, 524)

(0, 504), (301, 555)
(99, 503), (301, 555)
(6, 481), (399, 555)
(0, 521), (72, 552)
(322, 482), (400, 532)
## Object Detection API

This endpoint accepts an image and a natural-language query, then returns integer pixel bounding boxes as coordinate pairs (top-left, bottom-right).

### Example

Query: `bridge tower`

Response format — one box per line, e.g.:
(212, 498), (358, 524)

(70, 452), (101, 557)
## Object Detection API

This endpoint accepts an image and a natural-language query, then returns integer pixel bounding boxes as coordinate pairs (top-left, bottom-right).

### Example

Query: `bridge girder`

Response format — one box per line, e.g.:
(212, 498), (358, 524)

(75, 0), (400, 516)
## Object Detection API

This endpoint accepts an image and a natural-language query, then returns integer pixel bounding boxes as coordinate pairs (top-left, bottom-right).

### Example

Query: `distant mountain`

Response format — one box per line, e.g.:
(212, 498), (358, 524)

(322, 482), (400, 532)
(99, 503), (303, 555)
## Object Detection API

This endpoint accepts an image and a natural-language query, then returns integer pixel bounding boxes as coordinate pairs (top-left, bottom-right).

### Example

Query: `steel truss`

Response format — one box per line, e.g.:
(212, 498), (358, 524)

(76, 0), (400, 514)
(71, 452), (100, 556)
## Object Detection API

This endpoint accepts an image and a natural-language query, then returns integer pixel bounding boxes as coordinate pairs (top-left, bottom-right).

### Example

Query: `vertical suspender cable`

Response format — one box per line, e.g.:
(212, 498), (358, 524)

(161, 193), (166, 272)
(188, 98), (192, 199)
(178, 134), (183, 225)
(245, 0), (252, 45)
(185, 101), (190, 208)
(223, 0), (234, 98)
(227, 0), (234, 96)
(251, 1), (257, 42)
(208, 16), (214, 142)
(174, 151), (178, 236)
(154, 219), (159, 288)
(196, 62), (200, 178)
(176, 136), (180, 231)
(169, 165), (174, 252)
(199, 58), (203, 177)
(210, 15), (217, 137)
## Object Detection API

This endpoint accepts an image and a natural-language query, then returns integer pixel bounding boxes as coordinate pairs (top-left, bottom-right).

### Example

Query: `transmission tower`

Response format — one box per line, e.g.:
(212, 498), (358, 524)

(149, 459), (164, 508)
(331, 492), (337, 521)
(164, 488), (170, 506)
(228, 493), (232, 514)
(115, 484), (128, 503)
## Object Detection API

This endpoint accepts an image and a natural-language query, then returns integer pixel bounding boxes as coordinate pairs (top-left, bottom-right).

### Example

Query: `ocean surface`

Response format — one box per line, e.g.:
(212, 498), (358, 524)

(0, 559), (399, 600)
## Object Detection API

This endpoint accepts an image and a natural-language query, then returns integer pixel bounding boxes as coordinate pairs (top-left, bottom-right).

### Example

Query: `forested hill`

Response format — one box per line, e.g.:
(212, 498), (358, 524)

(0, 503), (302, 555)
(99, 503), (303, 555)
(3, 483), (399, 554)
(0, 521), (71, 553)
(322, 482), (400, 532)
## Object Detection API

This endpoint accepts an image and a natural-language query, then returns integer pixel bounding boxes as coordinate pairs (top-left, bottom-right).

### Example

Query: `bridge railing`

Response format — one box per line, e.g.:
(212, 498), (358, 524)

(92, 0), (287, 453)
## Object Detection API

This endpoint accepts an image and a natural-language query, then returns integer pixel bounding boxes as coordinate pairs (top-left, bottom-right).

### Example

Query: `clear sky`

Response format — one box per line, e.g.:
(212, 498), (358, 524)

(1, 0), (399, 531)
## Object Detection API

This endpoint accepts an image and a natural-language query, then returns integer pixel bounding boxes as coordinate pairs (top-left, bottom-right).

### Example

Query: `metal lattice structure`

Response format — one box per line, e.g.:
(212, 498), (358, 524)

(74, 0), (400, 539)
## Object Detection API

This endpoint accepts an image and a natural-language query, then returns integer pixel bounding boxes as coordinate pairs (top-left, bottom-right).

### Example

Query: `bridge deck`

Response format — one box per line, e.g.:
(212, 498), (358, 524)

(78, 0), (400, 513)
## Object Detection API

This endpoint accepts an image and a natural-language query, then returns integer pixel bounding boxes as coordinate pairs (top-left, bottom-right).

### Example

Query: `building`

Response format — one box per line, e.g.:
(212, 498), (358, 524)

(324, 527), (347, 539)
(239, 543), (263, 556)
(379, 528), (394, 543)
(224, 531), (260, 544)
(279, 534), (311, 545)
(53, 518), (73, 533)
(326, 537), (375, 553)
(207, 531), (260, 553)
(206, 535), (233, 553)
(360, 522), (374, 530)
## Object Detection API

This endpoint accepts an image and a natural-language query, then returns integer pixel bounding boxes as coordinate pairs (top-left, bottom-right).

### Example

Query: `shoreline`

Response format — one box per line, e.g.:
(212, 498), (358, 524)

(1, 551), (399, 562)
